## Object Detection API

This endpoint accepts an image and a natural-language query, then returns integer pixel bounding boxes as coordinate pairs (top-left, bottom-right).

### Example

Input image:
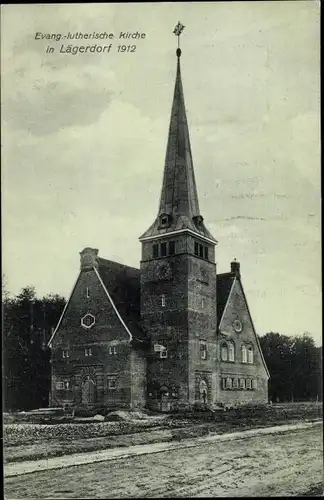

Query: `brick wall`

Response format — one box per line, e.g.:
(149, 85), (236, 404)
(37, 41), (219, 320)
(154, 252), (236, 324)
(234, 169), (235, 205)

(187, 253), (217, 403)
(141, 232), (218, 408)
(141, 247), (191, 408)
(130, 349), (147, 408)
(216, 277), (269, 405)
(51, 268), (134, 409)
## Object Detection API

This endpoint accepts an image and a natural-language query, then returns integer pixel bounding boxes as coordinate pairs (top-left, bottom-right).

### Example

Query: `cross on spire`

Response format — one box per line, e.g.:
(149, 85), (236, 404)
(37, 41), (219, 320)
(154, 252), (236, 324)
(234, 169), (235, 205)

(173, 21), (185, 56)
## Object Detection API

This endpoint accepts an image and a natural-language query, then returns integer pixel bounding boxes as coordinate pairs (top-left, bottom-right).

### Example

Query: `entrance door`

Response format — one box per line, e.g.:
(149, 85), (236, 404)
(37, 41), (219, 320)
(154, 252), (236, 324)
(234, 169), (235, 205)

(81, 376), (96, 405)
(199, 379), (208, 404)
(159, 386), (170, 412)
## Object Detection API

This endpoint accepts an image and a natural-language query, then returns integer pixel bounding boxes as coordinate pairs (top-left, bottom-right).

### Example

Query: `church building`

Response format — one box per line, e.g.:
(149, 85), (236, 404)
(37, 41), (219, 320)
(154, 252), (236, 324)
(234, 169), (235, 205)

(48, 35), (269, 412)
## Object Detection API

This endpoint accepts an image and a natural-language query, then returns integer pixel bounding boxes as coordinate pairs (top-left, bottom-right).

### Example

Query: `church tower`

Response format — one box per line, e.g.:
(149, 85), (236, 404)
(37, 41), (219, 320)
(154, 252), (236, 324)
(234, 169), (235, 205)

(139, 25), (218, 411)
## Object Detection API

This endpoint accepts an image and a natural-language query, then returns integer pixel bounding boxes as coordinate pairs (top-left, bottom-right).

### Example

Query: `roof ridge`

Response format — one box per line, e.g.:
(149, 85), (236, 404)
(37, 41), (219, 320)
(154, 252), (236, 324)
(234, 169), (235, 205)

(97, 257), (140, 273)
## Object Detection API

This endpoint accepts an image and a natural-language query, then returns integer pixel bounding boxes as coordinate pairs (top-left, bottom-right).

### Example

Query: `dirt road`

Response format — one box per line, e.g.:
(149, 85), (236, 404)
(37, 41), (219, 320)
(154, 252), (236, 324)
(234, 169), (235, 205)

(4, 425), (323, 498)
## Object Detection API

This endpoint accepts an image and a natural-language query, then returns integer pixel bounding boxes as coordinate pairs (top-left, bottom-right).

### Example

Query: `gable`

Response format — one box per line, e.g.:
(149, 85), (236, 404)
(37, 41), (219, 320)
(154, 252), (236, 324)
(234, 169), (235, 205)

(48, 258), (145, 348)
(219, 277), (270, 378)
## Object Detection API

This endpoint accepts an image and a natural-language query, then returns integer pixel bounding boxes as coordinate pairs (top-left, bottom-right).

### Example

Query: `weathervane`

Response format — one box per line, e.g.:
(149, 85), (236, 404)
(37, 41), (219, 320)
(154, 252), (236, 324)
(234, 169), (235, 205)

(173, 21), (185, 56)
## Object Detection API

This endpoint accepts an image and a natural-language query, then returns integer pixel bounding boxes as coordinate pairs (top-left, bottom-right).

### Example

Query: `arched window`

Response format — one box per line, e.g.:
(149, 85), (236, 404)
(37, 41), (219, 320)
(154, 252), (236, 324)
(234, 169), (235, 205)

(226, 377), (233, 389)
(228, 341), (235, 362)
(247, 345), (254, 364)
(240, 378), (245, 389)
(221, 343), (228, 361)
(241, 345), (247, 363)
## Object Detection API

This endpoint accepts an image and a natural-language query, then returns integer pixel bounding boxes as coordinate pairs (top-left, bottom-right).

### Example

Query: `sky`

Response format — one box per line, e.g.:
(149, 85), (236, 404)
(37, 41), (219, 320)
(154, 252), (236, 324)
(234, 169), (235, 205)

(1, 2), (321, 345)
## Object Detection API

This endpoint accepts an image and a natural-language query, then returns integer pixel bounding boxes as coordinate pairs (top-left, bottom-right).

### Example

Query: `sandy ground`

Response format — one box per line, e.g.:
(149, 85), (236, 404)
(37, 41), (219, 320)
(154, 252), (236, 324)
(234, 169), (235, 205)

(4, 424), (323, 498)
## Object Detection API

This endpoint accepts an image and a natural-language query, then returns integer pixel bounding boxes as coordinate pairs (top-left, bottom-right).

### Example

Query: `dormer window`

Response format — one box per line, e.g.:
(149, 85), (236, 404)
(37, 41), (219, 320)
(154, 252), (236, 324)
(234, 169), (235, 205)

(159, 213), (172, 228)
(193, 215), (204, 228)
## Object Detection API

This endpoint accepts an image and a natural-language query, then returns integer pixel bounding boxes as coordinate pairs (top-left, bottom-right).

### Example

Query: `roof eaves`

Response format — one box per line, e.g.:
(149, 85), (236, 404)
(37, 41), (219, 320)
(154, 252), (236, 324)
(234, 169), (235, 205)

(238, 280), (271, 379)
(47, 271), (82, 347)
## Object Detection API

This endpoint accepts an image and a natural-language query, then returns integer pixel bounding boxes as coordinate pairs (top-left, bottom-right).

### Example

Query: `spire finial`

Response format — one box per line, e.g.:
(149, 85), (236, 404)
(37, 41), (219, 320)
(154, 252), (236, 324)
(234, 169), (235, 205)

(173, 21), (185, 57)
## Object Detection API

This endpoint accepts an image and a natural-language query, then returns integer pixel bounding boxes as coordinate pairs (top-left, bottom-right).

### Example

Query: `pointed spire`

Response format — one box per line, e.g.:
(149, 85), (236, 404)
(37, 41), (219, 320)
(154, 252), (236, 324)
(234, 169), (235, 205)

(140, 26), (216, 243)
(158, 54), (200, 218)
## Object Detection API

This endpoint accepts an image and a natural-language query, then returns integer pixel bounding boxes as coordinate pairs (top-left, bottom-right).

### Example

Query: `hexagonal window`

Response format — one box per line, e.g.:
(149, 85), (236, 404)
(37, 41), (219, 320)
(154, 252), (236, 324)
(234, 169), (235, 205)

(81, 313), (95, 330)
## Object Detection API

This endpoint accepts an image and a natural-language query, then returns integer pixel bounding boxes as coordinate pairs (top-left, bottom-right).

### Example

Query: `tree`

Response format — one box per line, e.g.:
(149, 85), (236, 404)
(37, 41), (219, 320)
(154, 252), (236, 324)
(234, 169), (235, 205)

(3, 287), (66, 411)
(259, 332), (321, 402)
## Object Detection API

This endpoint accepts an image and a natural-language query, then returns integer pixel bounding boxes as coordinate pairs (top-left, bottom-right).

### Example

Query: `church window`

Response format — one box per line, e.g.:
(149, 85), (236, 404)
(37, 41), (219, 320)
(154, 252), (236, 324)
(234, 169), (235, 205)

(153, 244), (159, 258)
(161, 242), (167, 257)
(169, 241), (175, 255)
(194, 242), (199, 256)
(107, 376), (117, 389)
(81, 313), (95, 329)
(222, 378), (226, 390)
(204, 246), (209, 260)
(226, 377), (233, 389)
(62, 349), (69, 358)
(252, 379), (258, 390)
(161, 294), (166, 307)
(199, 244), (204, 258)
(109, 346), (117, 355)
(86, 287), (90, 298)
(160, 347), (168, 358)
(233, 378), (239, 389)
(228, 341), (235, 362)
(200, 341), (207, 360)
(85, 347), (92, 357)
(56, 380), (70, 390)
(240, 378), (245, 389)
(241, 345), (247, 363)
(221, 343), (228, 361)
(246, 378), (252, 389)
(247, 346), (254, 364)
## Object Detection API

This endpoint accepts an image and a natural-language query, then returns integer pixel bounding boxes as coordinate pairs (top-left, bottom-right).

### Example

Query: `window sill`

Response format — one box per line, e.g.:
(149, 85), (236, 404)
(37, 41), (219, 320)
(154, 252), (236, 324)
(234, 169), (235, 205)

(222, 388), (256, 391)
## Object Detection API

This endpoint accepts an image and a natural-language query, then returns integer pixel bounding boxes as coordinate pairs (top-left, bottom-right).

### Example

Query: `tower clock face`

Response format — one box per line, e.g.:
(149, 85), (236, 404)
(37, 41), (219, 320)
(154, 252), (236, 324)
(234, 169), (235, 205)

(233, 319), (243, 333)
(155, 261), (172, 280)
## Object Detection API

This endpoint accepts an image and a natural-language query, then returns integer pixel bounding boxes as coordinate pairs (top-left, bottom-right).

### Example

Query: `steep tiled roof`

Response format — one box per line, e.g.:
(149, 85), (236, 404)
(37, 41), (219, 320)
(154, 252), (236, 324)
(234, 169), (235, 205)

(98, 258), (236, 332)
(216, 272), (235, 326)
(97, 257), (147, 343)
(139, 53), (216, 243)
